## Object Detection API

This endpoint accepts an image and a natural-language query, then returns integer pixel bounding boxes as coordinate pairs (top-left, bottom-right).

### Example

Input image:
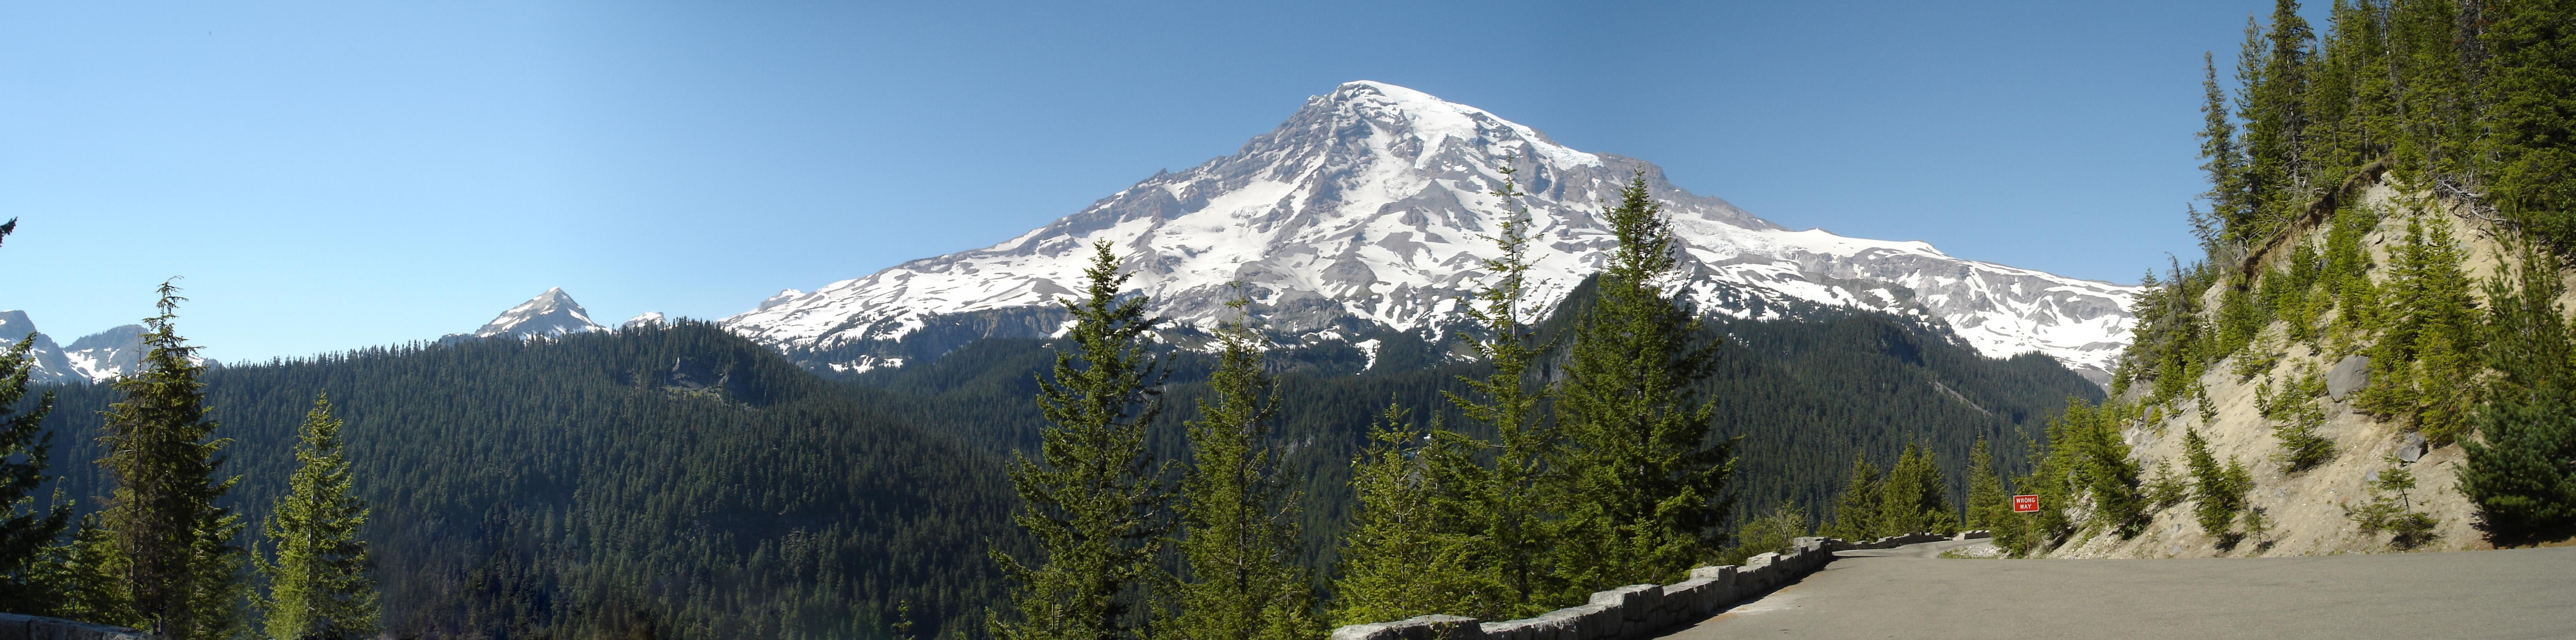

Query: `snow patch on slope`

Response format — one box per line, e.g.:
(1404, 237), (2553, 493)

(725, 81), (2137, 379)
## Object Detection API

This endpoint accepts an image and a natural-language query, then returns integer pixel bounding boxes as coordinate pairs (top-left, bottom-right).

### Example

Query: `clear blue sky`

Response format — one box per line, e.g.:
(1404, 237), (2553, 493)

(2, 1), (2307, 363)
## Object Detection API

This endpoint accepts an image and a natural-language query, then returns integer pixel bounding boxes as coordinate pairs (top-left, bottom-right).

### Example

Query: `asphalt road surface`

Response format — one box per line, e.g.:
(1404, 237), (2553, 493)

(1662, 539), (2576, 640)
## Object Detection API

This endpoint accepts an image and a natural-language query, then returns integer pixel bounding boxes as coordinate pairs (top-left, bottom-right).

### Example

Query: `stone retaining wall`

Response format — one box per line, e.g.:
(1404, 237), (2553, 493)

(1330, 530), (1989, 640)
(0, 612), (148, 640)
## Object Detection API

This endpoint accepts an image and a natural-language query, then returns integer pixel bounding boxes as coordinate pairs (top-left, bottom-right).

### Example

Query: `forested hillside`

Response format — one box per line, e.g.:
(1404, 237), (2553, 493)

(32, 323), (1024, 640)
(1981, 0), (2576, 559)
(847, 285), (2100, 568)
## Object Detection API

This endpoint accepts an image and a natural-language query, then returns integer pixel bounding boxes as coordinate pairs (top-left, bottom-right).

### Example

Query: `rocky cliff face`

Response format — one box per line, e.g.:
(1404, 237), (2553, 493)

(724, 81), (2137, 378)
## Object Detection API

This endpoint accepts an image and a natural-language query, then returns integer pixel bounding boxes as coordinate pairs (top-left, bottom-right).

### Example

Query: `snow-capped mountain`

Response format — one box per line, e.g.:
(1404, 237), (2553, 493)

(725, 81), (2138, 381)
(445, 288), (608, 343)
(1, 310), (214, 384)
(622, 312), (668, 330)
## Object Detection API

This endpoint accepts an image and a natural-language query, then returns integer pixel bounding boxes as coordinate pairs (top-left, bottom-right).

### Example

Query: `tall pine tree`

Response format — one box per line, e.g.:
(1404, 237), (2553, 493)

(98, 282), (246, 640)
(1826, 454), (1881, 541)
(1874, 442), (1957, 537)
(991, 242), (1170, 640)
(256, 394), (379, 640)
(1438, 162), (1563, 616)
(1554, 174), (1734, 588)
(2198, 52), (2249, 251)
(1964, 438), (2007, 531)
(1163, 298), (1317, 640)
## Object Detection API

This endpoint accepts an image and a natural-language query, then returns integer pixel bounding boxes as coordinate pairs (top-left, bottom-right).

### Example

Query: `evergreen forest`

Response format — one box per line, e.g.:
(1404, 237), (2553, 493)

(0, 179), (2097, 639)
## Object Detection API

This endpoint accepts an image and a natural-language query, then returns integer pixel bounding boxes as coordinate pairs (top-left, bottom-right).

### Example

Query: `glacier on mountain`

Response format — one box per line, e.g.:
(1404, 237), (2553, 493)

(724, 81), (2138, 381)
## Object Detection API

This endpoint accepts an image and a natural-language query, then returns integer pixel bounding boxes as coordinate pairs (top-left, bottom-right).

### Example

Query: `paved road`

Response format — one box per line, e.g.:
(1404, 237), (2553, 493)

(1663, 540), (2576, 640)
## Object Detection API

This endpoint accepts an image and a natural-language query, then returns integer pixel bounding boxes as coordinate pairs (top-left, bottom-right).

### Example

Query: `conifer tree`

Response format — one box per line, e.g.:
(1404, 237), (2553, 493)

(2057, 402), (2146, 538)
(2240, 0), (2315, 230)
(1329, 404), (1478, 625)
(2480, 0), (2576, 252)
(0, 219), (72, 613)
(1875, 442), (1957, 536)
(1826, 455), (1881, 541)
(1963, 439), (2006, 531)
(2359, 217), (2480, 443)
(2183, 428), (2250, 542)
(98, 282), (246, 640)
(1438, 162), (1562, 615)
(1554, 174), (1734, 588)
(48, 514), (137, 626)
(2197, 53), (2249, 250)
(256, 394), (379, 640)
(1163, 299), (1316, 640)
(2481, 243), (2576, 399)
(992, 243), (1170, 640)
(2458, 385), (2576, 543)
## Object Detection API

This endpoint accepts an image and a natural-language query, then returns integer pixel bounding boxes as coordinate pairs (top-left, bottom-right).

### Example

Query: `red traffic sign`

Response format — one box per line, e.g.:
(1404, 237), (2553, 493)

(2011, 494), (2041, 513)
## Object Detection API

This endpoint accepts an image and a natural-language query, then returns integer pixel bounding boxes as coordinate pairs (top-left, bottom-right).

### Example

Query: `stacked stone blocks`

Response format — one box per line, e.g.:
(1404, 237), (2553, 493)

(1331, 530), (1988, 640)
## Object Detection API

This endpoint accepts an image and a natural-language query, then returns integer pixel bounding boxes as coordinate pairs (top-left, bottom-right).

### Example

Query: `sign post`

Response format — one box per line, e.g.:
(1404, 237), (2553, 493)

(2011, 494), (2041, 513)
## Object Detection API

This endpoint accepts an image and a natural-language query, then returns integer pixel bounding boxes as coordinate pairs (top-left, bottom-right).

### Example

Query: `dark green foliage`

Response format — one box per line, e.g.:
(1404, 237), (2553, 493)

(2183, 429), (2252, 543)
(1874, 442), (1958, 537)
(2482, 0), (2576, 253)
(1824, 455), (1881, 541)
(2480, 244), (2576, 397)
(2458, 386), (2576, 543)
(2196, 53), (2247, 253)
(97, 284), (246, 640)
(2236, 0), (2315, 239)
(2357, 217), (2482, 443)
(1963, 439), (2007, 530)
(842, 282), (2096, 593)
(0, 334), (70, 613)
(255, 395), (378, 640)
(2457, 241), (2576, 544)
(36, 321), (1023, 640)
(993, 242), (1171, 640)
(0, 217), (74, 617)
(9, 268), (2097, 637)
(1164, 302), (1317, 640)
(2055, 402), (2147, 540)
(1434, 165), (1565, 618)
(1327, 405), (1475, 626)
(1553, 174), (1733, 588)
(46, 515), (136, 625)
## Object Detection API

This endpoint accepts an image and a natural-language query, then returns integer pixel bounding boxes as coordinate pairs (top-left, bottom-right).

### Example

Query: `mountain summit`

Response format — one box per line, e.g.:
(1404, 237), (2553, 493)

(725, 81), (2138, 379)
(1, 310), (212, 384)
(449, 288), (607, 343)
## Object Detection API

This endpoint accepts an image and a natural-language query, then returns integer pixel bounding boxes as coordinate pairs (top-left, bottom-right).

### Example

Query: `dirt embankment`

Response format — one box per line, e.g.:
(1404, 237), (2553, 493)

(2048, 182), (2576, 559)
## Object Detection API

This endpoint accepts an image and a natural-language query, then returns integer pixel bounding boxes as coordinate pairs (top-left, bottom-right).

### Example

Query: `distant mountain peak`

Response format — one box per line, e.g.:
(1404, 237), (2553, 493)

(725, 81), (2137, 381)
(622, 311), (667, 330)
(458, 288), (606, 342)
(0, 310), (208, 384)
